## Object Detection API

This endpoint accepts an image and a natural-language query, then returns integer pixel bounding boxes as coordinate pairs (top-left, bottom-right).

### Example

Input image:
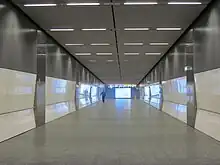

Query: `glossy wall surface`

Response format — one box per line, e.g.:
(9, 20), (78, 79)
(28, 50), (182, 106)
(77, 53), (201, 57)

(0, 2), (37, 142)
(140, 0), (220, 141)
(193, 0), (220, 141)
(0, 1), (103, 142)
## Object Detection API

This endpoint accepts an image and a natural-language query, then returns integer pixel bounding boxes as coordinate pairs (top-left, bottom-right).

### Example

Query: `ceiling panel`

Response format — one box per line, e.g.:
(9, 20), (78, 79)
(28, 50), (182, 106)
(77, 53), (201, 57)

(13, 0), (211, 84)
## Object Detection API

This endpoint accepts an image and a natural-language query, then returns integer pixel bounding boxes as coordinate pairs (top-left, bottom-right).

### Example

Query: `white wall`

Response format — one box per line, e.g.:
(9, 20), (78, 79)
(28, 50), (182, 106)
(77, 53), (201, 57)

(162, 76), (187, 105)
(0, 109), (36, 142)
(195, 68), (220, 113)
(0, 68), (36, 142)
(45, 77), (76, 123)
(195, 68), (220, 141)
(0, 68), (36, 114)
(162, 76), (187, 122)
(162, 101), (187, 123)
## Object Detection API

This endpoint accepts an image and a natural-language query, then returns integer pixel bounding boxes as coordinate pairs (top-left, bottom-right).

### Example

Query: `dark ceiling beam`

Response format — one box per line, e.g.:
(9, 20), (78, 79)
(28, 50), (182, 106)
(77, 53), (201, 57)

(110, 0), (122, 81)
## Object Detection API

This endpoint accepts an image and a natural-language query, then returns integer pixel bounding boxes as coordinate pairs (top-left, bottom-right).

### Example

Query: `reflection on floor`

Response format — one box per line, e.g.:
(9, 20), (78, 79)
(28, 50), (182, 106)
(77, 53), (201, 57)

(0, 100), (220, 164)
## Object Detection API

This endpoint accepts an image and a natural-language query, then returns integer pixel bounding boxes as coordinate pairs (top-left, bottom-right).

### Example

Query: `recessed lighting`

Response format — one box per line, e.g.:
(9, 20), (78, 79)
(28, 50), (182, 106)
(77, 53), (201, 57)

(168, 2), (202, 5)
(65, 44), (84, 46)
(124, 28), (149, 31)
(75, 53), (91, 56)
(37, 54), (47, 56)
(180, 43), (194, 46)
(145, 53), (161, 55)
(124, 43), (143, 46)
(124, 2), (158, 5)
(124, 53), (139, 55)
(67, 3), (100, 6)
(91, 43), (110, 46)
(82, 28), (106, 31)
(50, 28), (74, 32)
(107, 60), (114, 62)
(24, 4), (57, 7)
(156, 28), (182, 31)
(37, 44), (55, 47)
(96, 53), (112, 56)
(89, 60), (96, 62)
(150, 43), (169, 46)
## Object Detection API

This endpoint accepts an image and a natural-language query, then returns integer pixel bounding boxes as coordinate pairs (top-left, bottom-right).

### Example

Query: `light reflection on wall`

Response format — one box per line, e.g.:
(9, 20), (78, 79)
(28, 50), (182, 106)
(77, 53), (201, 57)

(52, 79), (67, 94)
(14, 87), (33, 94)
(52, 102), (69, 113)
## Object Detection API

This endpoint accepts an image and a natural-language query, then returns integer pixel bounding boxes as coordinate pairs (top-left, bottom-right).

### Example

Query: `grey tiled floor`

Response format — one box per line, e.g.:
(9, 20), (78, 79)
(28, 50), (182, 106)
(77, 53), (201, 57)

(0, 99), (220, 165)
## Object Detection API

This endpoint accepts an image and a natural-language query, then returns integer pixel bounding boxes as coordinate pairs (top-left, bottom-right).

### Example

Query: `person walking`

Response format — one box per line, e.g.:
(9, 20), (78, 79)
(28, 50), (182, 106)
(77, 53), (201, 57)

(100, 91), (106, 103)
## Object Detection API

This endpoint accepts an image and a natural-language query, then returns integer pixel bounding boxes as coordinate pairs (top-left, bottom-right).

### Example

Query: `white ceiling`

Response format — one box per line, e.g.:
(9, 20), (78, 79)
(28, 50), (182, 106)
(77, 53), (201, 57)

(13, 0), (211, 84)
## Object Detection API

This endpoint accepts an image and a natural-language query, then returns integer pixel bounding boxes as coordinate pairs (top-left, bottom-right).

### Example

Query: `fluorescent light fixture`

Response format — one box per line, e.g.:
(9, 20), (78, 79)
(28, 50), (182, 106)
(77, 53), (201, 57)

(96, 53), (112, 55)
(124, 60), (129, 62)
(156, 27), (182, 31)
(124, 43), (143, 46)
(184, 66), (193, 71)
(82, 28), (106, 31)
(24, 4), (57, 7)
(91, 43), (110, 46)
(124, 2), (158, 5)
(150, 43), (169, 46)
(67, 3), (100, 6)
(145, 53), (161, 55)
(168, 2), (202, 5)
(37, 54), (47, 56)
(124, 53), (139, 55)
(180, 43), (194, 46)
(107, 60), (114, 62)
(37, 44), (55, 47)
(65, 44), (84, 46)
(124, 28), (149, 31)
(89, 60), (96, 62)
(75, 53), (91, 56)
(50, 28), (74, 32)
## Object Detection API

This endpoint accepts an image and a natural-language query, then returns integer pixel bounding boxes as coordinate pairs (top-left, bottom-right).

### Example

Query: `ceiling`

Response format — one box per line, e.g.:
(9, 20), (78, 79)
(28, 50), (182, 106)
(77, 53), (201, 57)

(13, 0), (211, 84)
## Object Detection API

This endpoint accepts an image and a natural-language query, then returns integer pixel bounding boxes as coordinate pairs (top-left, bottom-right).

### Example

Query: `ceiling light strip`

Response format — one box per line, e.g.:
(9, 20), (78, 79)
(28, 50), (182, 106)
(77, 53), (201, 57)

(89, 60), (97, 62)
(124, 53), (139, 55)
(96, 53), (112, 55)
(50, 28), (74, 32)
(150, 43), (169, 46)
(124, 2), (158, 5)
(145, 53), (161, 55)
(75, 53), (91, 56)
(156, 27), (182, 31)
(107, 60), (114, 62)
(65, 44), (84, 46)
(124, 28), (149, 31)
(91, 43), (110, 46)
(24, 4), (57, 7)
(67, 3), (100, 6)
(168, 2), (202, 5)
(124, 43), (143, 45)
(82, 28), (106, 31)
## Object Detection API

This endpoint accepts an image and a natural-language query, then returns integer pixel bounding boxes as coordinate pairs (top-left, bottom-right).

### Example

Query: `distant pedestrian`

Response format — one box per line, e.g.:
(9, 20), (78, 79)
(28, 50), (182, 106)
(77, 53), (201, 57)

(100, 91), (106, 103)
